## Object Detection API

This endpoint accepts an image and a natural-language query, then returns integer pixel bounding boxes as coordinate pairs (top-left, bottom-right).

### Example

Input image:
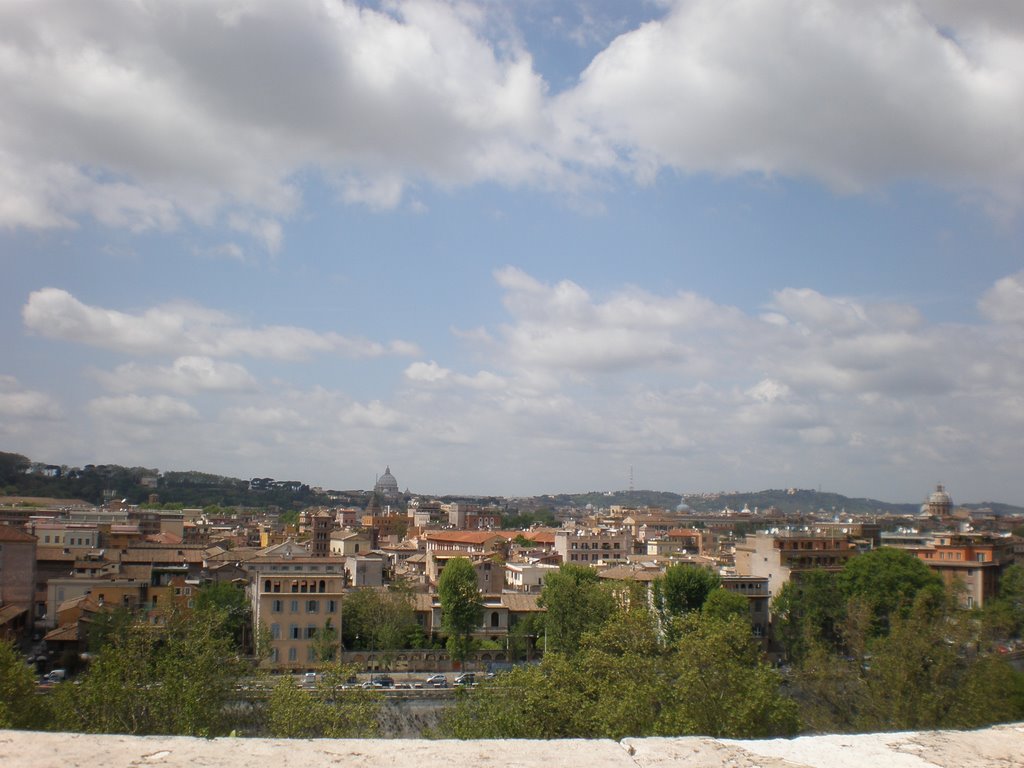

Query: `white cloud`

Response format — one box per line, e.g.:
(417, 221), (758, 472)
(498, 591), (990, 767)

(22, 287), (418, 360)
(0, 376), (63, 420)
(979, 270), (1024, 325)
(3, 0), (1022, 238)
(339, 400), (404, 428)
(557, 0), (1024, 208)
(94, 356), (258, 394)
(88, 394), (199, 424)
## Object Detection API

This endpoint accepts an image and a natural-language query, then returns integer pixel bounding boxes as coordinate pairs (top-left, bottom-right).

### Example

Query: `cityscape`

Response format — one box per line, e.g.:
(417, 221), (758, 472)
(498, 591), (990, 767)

(3, 0), (1024, 753)
(1, 451), (1022, 737)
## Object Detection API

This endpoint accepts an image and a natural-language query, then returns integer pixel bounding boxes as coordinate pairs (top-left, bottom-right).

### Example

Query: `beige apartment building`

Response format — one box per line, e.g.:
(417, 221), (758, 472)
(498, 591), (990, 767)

(248, 550), (348, 670)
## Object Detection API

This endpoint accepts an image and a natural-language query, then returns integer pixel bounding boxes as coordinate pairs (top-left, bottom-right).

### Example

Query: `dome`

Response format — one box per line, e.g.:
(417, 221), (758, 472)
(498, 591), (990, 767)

(374, 465), (399, 496)
(928, 484), (953, 506)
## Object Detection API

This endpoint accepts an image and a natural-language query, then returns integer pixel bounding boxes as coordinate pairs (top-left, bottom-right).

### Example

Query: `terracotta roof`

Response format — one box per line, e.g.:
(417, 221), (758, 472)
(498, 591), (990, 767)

(597, 564), (664, 582)
(43, 623), (79, 643)
(500, 593), (543, 612)
(145, 531), (184, 545)
(0, 604), (28, 625)
(0, 524), (36, 543)
(422, 531), (502, 545)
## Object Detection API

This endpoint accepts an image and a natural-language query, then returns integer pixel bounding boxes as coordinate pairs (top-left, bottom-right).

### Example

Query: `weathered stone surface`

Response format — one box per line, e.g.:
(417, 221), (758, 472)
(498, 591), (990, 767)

(1, 724), (1021, 768)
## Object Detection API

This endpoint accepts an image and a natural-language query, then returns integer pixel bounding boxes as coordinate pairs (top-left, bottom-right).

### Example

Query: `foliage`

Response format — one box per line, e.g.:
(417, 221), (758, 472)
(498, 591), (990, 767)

(267, 663), (380, 738)
(195, 581), (251, 652)
(837, 547), (944, 631)
(508, 612), (545, 661)
(656, 613), (799, 738)
(652, 564), (720, 621)
(437, 557), (483, 663)
(791, 587), (1024, 733)
(311, 618), (340, 663)
(86, 605), (137, 653)
(437, 607), (796, 740)
(771, 570), (847, 661)
(983, 564), (1024, 640)
(538, 564), (616, 655)
(702, 588), (750, 623)
(53, 605), (246, 735)
(0, 638), (50, 729)
(340, 585), (419, 657)
(0, 451), (31, 485)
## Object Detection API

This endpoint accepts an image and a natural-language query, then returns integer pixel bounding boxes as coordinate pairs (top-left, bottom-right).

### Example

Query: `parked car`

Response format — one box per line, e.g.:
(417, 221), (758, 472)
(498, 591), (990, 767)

(369, 674), (394, 688)
(425, 674), (447, 688)
(301, 672), (318, 688)
(454, 672), (475, 687)
(42, 669), (66, 684)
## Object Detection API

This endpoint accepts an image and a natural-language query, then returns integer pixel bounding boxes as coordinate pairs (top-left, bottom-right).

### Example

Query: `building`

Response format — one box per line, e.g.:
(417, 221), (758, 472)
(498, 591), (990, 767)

(733, 531), (859, 599)
(0, 524), (36, 638)
(247, 544), (348, 670)
(554, 527), (632, 565)
(374, 466), (400, 498)
(505, 562), (560, 593)
(904, 533), (1015, 608)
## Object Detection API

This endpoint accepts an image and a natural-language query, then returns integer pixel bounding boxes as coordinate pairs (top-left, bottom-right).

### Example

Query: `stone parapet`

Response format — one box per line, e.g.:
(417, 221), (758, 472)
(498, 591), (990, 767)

(2, 724), (1022, 768)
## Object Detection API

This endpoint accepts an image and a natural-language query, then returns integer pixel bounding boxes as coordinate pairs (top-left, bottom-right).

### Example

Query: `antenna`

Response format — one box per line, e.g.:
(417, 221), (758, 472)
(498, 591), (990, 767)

(629, 465), (634, 494)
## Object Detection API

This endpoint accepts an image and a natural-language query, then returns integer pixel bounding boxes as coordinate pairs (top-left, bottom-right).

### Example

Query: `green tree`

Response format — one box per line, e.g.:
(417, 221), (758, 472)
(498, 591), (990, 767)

(538, 564), (616, 655)
(341, 585), (418, 659)
(311, 618), (340, 663)
(0, 638), (50, 729)
(702, 588), (750, 623)
(267, 662), (380, 738)
(771, 570), (847, 661)
(653, 564), (720, 618)
(437, 557), (483, 664)
(655, 613), (799, 738)
(195, 581), (251, 652)
(53, 605), (246, 735)
(838, 547), (943, 632)
(983, 564), (1024, 640)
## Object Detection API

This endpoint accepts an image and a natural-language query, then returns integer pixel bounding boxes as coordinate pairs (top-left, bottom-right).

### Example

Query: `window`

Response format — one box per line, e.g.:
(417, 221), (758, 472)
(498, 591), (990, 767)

(490, 611), (500, 628)
(264, 580), (271, 593)
(270, 623), (280, 639)
(288, 648), (297, 662)
(307, 600), (319, 613)
(290, 624), (300, 639)
(319, 580), (326, 593)
(306, 626), (317, 639)
(328, 600), (338, 613)
(291, 600), (299, 613)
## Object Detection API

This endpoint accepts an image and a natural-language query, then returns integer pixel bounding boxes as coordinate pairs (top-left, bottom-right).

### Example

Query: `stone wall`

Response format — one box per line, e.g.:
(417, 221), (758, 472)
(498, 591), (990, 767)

(2, 723), (1022, 768)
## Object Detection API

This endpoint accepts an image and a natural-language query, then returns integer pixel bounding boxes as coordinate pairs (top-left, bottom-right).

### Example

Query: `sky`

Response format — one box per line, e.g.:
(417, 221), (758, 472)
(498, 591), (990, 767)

(3, 0), (1024, 505)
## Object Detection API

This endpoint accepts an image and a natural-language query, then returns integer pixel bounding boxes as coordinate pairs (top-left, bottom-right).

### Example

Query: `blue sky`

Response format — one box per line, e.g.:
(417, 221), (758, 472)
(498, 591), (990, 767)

(3, 0), (1024, 504)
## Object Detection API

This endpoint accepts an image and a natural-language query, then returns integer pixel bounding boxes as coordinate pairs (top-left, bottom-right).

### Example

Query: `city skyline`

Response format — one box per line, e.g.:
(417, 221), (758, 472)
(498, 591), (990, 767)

(3, 1), (1024, 504)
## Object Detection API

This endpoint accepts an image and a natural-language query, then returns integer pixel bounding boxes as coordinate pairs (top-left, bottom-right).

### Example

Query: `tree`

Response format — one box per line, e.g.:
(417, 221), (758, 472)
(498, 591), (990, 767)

(0, 451), (30, 485)
(538, 564), (616, 655)
(983, 564), (1024, 640)
(0, 638), (50, 729)
(340, 585), (418, 661)
(195, 581), (251, 652)
(437, 557), (483, 664)
(838, 547), (943, 632)
(267, 662), (380, 738)
(311, 618), (340, 663)
(655, 613), (799, 738)
(771, 570), (847, 661)
(53, 604), (246, 735)
(702, 588), (750, 623)
(652, 563), (718, 615)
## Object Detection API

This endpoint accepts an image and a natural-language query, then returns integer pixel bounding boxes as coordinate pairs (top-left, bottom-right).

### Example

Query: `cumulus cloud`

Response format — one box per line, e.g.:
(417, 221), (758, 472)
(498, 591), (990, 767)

(979, 270), (1024, 325)
(23, 288), (418, 360)
(94, 356), (258, 394)
(2, 0), (1023, 237)
(0, 375), (63, 420)
(88, 394), (199, 423)
(556, 0), (1024, 208)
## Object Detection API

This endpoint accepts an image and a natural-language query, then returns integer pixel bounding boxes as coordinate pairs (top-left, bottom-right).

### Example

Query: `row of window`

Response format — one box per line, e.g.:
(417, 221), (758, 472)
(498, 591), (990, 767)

(569, 541), (621, 550)
(270, 599), (339, 613)
(269, 623), (321, 640)
(264, 579), (333, 593)
(268, 647), (319, 662)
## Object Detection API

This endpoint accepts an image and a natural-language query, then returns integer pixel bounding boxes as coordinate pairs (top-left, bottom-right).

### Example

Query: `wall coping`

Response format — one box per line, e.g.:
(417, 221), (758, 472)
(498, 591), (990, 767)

(2, 723), (1022, 768)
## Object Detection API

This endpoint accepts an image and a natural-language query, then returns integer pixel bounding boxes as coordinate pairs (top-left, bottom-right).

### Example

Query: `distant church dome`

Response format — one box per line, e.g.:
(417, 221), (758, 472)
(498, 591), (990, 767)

(924, 484), (953, 517)
(375, 466), (399, 497)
